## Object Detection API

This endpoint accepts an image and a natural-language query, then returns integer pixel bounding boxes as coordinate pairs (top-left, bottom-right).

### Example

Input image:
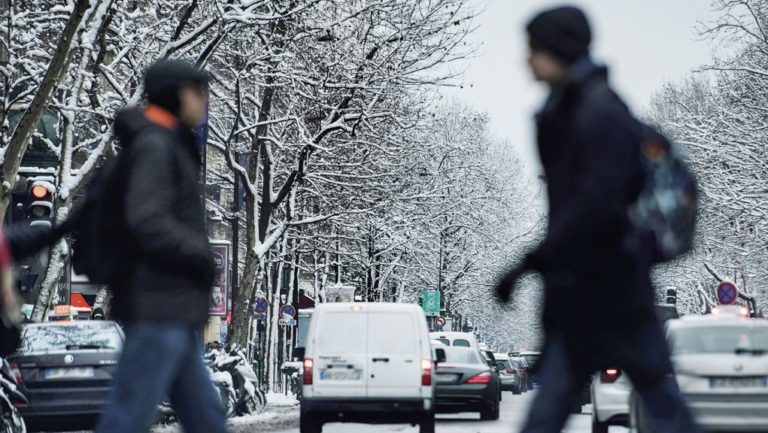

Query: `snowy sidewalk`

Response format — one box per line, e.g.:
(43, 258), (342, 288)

(148, 392), (300, 433)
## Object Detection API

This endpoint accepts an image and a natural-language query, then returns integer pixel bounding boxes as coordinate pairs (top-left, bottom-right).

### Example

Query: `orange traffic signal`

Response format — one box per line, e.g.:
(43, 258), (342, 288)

(31, 184), (48, 199)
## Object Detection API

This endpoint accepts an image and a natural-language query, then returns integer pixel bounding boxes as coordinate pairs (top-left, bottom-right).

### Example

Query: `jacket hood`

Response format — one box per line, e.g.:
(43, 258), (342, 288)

(113, 107), (154, 149)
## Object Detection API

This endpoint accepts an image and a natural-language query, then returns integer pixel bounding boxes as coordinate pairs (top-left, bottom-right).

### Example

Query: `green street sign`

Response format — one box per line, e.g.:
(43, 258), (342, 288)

(421, 290), (441, 315)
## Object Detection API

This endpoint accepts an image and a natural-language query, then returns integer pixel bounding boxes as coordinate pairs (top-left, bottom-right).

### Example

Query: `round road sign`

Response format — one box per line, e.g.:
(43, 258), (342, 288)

(254, 296), (269, 314)
(280, 304), (296, 319)
(717, 281), (739, 305)
(435, 316), (446, 328)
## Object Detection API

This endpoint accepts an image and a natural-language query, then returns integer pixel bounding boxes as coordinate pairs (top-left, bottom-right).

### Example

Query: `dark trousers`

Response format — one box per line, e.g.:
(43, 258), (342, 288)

(94, 322), (228, 433)
(520, 333), (700, 433)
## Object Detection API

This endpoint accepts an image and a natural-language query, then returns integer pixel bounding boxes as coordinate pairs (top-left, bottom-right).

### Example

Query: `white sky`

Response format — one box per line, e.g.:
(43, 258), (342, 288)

(445, 0), (719, 178)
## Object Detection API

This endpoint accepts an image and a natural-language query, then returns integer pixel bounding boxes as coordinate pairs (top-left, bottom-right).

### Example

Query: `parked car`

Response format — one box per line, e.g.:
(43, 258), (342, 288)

(494, 353), (524, 394)
(299, 303), (435, 433)
(630, 312), (768, 432)
(429, 332), (479, 350)
(591, 368), (630, 433)
(9, 320), (124, 431)
(433, 346), (501, 420)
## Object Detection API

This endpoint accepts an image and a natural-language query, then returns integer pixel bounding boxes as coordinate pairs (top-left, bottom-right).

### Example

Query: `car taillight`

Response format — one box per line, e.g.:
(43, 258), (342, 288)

(9, 362), (22, 384)
(421, 359), (432, 386)
(600, 368), (620, 384)
(465, 371), (492, 384)
(505, 367), (516, 374)
(303, 358), (313, 385)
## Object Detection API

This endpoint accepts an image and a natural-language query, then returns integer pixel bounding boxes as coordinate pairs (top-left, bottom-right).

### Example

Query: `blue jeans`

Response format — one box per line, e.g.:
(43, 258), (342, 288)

(520, 334), (700, 433)
(95, 323), (228, 433)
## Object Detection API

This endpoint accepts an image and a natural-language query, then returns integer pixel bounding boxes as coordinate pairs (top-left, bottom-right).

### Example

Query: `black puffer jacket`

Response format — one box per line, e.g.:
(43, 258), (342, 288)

(528, 60), (661, 371)
(111, 107), (214, 325)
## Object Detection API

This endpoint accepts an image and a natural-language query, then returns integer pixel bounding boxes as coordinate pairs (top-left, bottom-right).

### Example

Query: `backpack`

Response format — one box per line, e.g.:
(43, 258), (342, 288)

(628, 125), (698, 262)
(71, 154), (130, 284)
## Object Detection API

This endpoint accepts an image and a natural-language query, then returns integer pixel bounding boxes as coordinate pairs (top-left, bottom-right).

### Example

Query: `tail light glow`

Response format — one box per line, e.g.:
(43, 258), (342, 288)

(465, 371), (492, 384)
(9, 362), (22, 384)
(600, 368), (621, 384)
(303, 358), (313, 385)
(421, 359), (432, 386)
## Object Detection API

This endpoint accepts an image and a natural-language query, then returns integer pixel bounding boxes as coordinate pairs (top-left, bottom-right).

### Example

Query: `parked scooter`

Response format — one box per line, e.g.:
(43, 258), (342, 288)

(205, 344), (266, 416)
(157, 343), (265, 424)
(0, 358), (27, 432)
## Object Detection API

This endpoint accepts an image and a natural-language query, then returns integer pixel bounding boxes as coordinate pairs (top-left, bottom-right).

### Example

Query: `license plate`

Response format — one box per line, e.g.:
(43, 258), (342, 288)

(436, 373), (458, 384)
(710, 377), (767, 389)
(45, 367), (94, 380)
(319, 369), (361, 381)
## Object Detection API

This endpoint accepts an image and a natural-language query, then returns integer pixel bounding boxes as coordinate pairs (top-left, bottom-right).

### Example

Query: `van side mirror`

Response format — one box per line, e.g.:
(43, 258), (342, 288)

(292, 347), (305, 360)
(435, 348), (447, 364)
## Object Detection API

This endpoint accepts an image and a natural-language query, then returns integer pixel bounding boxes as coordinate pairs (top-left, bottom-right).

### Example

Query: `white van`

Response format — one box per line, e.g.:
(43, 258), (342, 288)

(299, 303), (436, 433)
(429, 331), (479, 349)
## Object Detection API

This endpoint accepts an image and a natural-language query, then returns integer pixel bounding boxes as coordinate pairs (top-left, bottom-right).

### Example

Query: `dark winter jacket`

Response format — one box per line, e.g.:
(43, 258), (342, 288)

(110, 105), (214, 325)
(527, 59), (662, 371)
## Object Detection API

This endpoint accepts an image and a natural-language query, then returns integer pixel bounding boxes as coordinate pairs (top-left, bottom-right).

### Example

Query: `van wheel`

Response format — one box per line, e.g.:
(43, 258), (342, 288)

(300, 411), (322, 433)
(480, 402), (500, 421)
(419, 414), (435, 433)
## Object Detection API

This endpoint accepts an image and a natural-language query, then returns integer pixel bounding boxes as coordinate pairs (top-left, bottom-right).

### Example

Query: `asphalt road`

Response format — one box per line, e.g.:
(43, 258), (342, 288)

(41, 391), (631, 433)
(267, 391), (631, 433)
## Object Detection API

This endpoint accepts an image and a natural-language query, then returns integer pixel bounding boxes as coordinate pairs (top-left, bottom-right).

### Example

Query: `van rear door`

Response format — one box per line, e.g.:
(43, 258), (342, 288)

(367, 310), (422, 398)
(312, 309), (368, 398)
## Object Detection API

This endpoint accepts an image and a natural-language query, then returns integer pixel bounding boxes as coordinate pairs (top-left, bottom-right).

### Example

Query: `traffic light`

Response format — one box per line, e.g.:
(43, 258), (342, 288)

(27, 179), (55, 227)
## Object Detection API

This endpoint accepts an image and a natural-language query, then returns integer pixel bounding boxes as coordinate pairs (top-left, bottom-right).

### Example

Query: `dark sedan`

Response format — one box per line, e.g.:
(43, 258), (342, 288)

(8, 320), (123, 431)
(433, 346), (501, 420)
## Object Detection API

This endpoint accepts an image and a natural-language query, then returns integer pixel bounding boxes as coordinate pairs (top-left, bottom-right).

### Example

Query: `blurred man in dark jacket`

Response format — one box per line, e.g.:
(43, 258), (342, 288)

(93, 59), (226, 433)
(495, 6), (700, 433)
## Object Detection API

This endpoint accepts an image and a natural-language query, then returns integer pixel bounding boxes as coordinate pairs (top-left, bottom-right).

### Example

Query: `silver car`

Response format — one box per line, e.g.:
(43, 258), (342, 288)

(493, 353), (524, 394)
(631, 311), (768, 432)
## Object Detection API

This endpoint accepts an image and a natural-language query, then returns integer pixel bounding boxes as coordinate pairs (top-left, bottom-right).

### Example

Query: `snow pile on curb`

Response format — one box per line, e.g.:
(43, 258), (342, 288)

(151, 395), (300, 433)
(266, 392), (299, 407)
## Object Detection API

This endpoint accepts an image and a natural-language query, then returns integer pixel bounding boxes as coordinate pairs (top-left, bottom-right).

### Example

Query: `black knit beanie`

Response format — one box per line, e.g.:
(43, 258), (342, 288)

(144, 59), (210, 116)
(526, 6), (592, 65)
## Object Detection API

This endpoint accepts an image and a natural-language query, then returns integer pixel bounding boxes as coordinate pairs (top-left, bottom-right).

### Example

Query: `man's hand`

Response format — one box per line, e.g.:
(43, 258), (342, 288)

(494, 265), (526, 303)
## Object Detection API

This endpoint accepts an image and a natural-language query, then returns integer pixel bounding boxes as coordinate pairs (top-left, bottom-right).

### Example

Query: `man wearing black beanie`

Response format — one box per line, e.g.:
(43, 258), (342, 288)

(93, 59), (226, 433)
(494, 6), (701, 433)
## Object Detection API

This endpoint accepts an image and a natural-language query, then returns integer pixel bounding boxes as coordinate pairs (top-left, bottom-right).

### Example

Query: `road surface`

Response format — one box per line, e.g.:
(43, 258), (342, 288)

(45, 391), (630, 432)
(266, 391), (630, 433)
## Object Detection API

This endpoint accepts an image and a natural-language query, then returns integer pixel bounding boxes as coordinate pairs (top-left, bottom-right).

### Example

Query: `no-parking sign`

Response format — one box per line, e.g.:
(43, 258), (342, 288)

(716, 281), (739, 305)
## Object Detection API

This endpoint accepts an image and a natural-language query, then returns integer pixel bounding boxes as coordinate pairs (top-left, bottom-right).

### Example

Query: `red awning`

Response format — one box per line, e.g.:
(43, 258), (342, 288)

(298, 293), (316, 309)
(70, 293), (91, 309)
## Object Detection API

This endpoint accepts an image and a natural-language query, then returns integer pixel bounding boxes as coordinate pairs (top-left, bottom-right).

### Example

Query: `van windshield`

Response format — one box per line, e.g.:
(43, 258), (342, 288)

(443, 347), (482, 364)
(453, 339), (471, 347)
(670, 325), (768, 355)
(317, 312), (367, 354)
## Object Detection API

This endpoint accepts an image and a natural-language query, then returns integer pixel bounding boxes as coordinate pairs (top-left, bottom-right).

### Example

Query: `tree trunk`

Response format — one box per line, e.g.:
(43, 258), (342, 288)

(30, 238), (68, 322)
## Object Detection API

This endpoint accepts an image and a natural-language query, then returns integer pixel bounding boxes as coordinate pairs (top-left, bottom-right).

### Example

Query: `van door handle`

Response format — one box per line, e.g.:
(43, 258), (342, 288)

(372, 357), (390, 363)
